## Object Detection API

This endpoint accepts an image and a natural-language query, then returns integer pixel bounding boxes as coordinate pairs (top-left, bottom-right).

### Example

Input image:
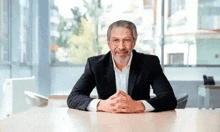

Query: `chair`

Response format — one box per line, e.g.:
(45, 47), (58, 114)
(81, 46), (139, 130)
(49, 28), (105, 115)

(2, 76), (38, 118)
(176, 93), (188, 109)
(24, 91), (48, 107)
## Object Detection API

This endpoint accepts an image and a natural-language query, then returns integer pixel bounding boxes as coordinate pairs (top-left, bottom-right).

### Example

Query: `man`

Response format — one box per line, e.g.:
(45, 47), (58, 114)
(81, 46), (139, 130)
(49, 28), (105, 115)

(67, 20), (177, 113)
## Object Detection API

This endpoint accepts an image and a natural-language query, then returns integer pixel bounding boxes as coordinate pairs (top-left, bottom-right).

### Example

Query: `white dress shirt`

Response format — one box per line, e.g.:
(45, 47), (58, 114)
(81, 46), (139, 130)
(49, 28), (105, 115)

(87, 52), (154, 112)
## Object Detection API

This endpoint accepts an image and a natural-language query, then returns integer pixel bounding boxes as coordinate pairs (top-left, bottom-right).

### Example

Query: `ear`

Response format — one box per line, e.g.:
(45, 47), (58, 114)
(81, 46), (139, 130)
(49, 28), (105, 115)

(132, 41), (136, 48)
(107, 40), (111, 47)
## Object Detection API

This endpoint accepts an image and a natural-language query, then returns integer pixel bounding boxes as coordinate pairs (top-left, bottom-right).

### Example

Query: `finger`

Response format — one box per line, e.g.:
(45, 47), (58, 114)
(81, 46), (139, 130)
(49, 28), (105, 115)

(109, 105), (130, 113)
(115, 104), (131, 113)
(119, 90), (128, 96)
(118, 108), (131, 113)
(119, 91), (131, 99)
(110, 91), (129, 101)
(109, 105), (122, 113)
(108, 99), (118, 106)
(116, 96), (129, 101)
(109, 91), (121, 100)
(117, 102), (130, 109)
(119, 91), (133, 100)
(108, 97), (127, 106)
(127, 95), (133, 100)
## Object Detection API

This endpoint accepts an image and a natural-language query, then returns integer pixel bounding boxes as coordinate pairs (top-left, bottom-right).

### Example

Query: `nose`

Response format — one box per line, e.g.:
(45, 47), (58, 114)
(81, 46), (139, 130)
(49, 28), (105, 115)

(118, 41), (125, 50)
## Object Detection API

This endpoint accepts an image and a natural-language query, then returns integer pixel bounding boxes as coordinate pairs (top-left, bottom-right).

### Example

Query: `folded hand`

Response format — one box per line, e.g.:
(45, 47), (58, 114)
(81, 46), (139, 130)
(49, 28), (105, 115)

(97, 90), (145, 113)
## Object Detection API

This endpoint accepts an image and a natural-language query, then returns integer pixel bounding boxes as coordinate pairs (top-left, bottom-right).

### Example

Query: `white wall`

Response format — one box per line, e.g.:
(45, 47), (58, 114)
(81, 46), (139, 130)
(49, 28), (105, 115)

(50, 66), (220, 94)
(164, 43), (197, 65)
(164, 67), (220, 81)
(197, 39), (220, 65)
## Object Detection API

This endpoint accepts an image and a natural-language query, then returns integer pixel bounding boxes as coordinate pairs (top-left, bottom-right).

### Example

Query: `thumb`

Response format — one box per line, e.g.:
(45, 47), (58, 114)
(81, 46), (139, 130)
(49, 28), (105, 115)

(109, 90), (121, 99)
(119, 90), (127, 96)
(119, 90), (132, 100)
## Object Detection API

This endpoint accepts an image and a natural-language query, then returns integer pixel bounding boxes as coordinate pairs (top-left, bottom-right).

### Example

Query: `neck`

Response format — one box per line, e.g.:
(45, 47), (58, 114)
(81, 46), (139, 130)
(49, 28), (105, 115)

(114, 60), (129, 71)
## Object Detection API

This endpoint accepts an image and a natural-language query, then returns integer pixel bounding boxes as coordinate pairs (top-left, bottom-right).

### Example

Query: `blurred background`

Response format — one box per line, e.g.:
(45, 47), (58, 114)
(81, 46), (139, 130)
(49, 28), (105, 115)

(0, 0), (220, 115)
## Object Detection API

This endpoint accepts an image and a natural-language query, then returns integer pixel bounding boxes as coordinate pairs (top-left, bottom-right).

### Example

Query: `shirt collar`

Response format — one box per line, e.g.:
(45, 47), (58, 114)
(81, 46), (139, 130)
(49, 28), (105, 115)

(111, 51), (133, 70)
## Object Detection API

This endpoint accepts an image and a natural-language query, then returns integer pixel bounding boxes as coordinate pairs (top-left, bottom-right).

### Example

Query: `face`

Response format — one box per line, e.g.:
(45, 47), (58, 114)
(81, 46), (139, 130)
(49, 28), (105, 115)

(108, 27), (135, 64)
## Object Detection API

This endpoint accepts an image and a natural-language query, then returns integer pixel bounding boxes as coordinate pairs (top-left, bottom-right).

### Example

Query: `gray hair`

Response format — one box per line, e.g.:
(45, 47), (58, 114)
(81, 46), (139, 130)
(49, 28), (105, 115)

(107, 20), (138, 42)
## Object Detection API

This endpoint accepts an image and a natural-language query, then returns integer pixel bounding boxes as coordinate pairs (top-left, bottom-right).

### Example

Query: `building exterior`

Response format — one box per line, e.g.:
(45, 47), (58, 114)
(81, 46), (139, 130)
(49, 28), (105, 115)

(155, 0), (220, 65)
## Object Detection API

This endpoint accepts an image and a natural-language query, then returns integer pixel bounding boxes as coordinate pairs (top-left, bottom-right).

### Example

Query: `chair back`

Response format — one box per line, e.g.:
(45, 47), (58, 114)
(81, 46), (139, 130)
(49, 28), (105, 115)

(2, 76), (37, 118)
(24, 91), (48, 107)
(176, 93), (188, 109)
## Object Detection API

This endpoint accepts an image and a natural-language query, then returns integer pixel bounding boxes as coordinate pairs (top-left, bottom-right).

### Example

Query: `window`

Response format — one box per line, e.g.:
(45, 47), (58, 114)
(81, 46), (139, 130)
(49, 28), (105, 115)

(168, 0), (185, 16)
(168, 53), (184, 65)
(143, 0), (152, 8)
(19, 0), (32, 63)
(165, 0), (220, 66)
(50, 0), (158, 65)
(49, 0), (220, 66)
(198, 1), (220, 30)
(0, 0), (32, 64)
(0, 0), (9, 61)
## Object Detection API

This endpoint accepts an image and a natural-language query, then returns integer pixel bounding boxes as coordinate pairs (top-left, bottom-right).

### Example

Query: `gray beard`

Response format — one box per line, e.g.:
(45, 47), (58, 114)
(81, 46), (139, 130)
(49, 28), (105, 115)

(113, 53), (131, 64)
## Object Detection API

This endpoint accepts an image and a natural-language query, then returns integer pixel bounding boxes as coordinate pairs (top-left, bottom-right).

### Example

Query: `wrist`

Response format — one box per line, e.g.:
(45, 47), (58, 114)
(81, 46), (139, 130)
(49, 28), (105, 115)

(97, 100), (105, 112)
(136, 101), (145, 112)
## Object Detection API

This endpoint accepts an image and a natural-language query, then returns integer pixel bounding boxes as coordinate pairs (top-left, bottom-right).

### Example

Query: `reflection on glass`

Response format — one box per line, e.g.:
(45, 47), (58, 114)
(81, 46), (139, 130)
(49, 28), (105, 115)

(20, 0), (31, 63)
(0, 0), (9, 61)
(164, 0), (220, 66)
(49, 0), (220, 66)
(49, 0), (157, 65)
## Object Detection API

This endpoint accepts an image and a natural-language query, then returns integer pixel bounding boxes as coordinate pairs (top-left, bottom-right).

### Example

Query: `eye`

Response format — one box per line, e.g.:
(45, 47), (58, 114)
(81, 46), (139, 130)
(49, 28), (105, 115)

(124, 39), (132, 43)
(112, 39), (119, 43)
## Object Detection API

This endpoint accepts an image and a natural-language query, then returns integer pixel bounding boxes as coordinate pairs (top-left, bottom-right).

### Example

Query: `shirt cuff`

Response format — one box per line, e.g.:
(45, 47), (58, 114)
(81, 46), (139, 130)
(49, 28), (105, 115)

(86, 99), (101, 112)
(140, 100), (155, 112)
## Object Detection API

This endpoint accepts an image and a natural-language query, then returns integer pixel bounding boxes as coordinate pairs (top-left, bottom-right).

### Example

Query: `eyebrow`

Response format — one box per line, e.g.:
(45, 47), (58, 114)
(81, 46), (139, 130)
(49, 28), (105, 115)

(111, 37), (132, 39)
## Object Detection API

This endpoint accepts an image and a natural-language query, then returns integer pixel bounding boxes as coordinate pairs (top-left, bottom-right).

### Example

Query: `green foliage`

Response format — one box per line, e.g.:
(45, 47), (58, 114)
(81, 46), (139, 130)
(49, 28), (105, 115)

(55, 0), (105, 64)
(83, 0), (105, 22)
(70, 7), (85, 36)
(56, 16), (69, 48)
(68, 18), (96, 64)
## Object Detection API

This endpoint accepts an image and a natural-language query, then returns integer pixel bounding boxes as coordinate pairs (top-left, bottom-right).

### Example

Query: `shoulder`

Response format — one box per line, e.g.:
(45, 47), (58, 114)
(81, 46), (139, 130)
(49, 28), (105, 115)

(133, 50), (160, 64)
(88, 51), (110, 62)
(87, 51), (112, 67)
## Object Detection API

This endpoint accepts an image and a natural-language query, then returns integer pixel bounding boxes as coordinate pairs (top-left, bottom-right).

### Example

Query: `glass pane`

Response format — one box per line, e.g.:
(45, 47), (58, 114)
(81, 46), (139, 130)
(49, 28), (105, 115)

(168, 53), (184, 65)
(19, 0), (32, 63)
(0, 0), (9, 61)
(164, 0), (220, 66)
(164, 36), (197, 65)
(49, 0), (158, 65)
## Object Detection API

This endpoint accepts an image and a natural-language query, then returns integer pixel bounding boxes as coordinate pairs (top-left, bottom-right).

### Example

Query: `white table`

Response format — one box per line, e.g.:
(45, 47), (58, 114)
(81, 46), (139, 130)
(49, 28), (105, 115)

(0, 107), (219, 132)
(198, 85), (220, 109)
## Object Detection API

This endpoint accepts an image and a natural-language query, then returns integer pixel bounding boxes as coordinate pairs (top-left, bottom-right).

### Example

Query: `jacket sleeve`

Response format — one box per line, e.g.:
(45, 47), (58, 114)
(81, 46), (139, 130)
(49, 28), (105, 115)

(146, 56), (177, 112)
(67, 58), (96, 111)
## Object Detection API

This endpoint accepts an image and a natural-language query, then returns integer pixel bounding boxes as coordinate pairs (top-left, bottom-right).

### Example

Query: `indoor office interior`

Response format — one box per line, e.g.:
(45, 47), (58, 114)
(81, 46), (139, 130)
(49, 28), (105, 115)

(0, 0), (220, 118)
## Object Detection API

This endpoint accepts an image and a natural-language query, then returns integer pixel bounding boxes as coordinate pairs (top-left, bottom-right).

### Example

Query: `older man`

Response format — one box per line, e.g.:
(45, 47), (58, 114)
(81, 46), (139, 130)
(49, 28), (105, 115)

(67, 20), (177, 113)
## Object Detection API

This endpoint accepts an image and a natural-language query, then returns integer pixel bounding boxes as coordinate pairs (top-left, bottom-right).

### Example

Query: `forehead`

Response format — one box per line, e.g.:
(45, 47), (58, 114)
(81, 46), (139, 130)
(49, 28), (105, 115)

(110, 27), (133, 38)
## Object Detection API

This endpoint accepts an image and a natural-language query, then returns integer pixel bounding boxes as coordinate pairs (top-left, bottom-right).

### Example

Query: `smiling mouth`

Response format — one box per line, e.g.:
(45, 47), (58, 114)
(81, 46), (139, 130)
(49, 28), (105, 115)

(117, 53), (126, 54)
(116, 52), (127, 54)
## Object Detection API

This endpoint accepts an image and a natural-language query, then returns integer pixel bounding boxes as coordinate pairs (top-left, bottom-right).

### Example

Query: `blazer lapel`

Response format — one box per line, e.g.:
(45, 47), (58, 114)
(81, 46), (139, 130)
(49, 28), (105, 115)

(128, 50), (140, 96)
(105, 52), (117, 95)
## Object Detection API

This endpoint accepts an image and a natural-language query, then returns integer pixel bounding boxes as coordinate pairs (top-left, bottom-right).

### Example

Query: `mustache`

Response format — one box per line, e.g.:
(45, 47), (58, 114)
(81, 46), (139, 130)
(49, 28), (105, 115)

(115, 49), (128, 53)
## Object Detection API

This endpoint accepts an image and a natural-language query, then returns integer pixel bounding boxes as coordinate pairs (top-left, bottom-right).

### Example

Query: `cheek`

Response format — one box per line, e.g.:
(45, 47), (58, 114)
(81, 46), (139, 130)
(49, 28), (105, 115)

(109, 45), (117, 51)
(126, 45), (133, 51)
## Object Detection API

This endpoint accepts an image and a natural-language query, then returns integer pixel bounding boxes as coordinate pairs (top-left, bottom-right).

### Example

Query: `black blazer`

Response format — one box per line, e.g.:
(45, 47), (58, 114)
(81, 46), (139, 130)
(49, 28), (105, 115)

(67, 50), (177, 111)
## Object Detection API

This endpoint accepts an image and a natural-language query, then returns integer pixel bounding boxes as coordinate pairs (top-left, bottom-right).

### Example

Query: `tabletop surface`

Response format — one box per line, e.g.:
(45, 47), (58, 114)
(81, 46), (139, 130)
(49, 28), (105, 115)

(199, 85), (220, 89)
(0, 107), (219, 132)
